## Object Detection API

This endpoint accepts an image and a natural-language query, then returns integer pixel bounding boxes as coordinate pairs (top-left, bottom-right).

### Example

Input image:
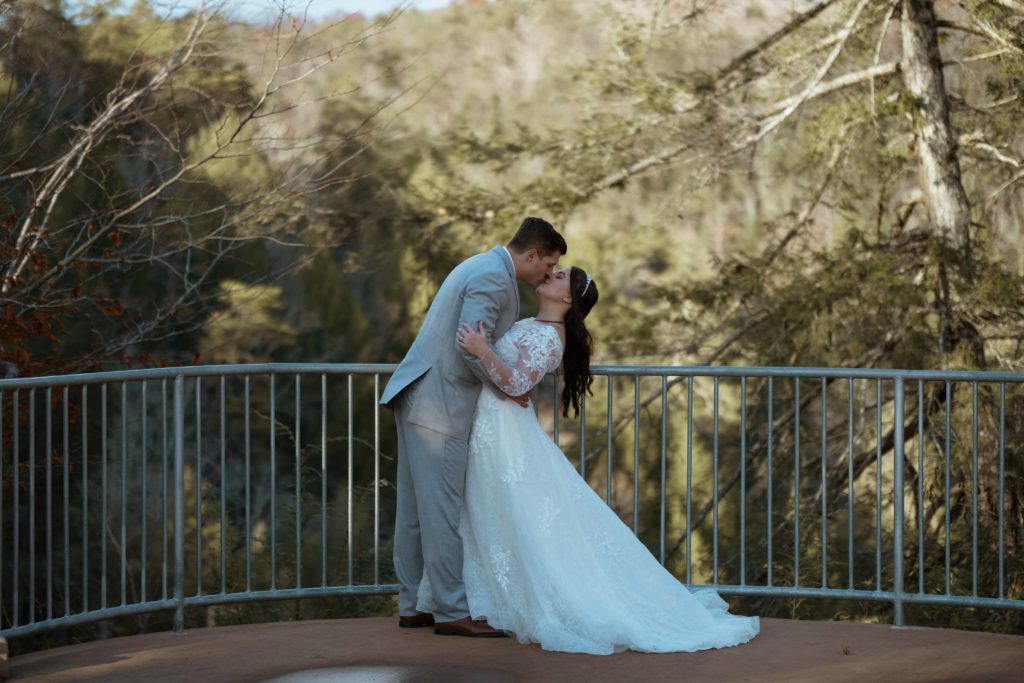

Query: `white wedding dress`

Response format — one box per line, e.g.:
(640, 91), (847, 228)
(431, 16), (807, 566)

(417, 318), (760, 654)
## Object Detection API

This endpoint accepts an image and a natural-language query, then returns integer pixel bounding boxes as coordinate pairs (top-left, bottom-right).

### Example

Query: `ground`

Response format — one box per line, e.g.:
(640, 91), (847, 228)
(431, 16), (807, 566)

(9, 616), (1024, 682)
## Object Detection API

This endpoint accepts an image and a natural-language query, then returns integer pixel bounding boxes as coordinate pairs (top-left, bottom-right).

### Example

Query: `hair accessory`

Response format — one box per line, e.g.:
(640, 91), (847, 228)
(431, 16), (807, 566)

(581, 273), (593, 297)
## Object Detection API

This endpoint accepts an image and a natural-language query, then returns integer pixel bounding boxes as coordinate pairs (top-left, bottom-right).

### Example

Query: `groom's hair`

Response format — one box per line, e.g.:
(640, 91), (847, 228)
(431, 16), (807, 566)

(507, 217), (567, 256)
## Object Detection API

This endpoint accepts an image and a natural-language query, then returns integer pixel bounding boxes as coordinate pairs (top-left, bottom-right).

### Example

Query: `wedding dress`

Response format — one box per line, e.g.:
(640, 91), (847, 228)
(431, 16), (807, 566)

(417, 318), (760, 654)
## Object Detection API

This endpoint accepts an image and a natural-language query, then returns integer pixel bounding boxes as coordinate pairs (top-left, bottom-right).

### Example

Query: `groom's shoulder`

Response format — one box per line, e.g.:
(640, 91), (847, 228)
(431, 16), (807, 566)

(452, 247), (503, 276)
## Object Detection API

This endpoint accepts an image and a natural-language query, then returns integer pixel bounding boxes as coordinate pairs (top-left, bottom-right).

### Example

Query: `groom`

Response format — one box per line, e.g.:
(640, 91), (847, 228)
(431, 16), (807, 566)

(381, 217), (567, 637)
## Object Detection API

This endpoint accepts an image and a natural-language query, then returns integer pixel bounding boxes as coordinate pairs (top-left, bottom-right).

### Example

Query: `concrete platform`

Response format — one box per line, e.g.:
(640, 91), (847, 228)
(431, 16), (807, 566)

(9, 617), (1024, 682)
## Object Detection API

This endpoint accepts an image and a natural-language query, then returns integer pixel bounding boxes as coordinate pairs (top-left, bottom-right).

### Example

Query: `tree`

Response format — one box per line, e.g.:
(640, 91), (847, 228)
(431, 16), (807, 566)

(0, 0), (404, 377)
(901, 0), (972, 253)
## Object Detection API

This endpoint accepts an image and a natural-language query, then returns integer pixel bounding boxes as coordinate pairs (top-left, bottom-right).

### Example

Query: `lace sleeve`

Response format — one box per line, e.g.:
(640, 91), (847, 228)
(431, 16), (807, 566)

(481, 325), (562, 396)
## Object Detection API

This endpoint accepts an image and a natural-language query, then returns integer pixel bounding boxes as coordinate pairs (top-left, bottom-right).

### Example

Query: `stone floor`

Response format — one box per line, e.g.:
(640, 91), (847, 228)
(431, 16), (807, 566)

(9, 616), (1024, 682)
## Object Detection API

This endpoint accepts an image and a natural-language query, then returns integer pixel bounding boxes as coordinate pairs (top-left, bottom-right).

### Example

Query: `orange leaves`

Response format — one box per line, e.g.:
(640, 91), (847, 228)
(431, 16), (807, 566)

(96, 299), (123, 317)
(0, 288), (126, 377)
(48, 390), (64, 411)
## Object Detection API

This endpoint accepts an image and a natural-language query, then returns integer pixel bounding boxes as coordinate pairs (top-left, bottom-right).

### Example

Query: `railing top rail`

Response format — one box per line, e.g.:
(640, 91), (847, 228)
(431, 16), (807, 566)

(0, 363), (398, 390)
(598, 365), (1024, 382)
(1, 362), (1023, 391)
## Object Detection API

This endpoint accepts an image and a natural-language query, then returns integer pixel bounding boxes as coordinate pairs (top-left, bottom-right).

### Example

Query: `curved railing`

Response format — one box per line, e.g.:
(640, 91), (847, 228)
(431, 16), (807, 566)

(1, 363), (1022, 642)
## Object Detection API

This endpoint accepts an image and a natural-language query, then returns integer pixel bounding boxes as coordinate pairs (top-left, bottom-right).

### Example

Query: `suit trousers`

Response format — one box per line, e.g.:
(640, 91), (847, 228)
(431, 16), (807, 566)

(392, 383), (471, 622)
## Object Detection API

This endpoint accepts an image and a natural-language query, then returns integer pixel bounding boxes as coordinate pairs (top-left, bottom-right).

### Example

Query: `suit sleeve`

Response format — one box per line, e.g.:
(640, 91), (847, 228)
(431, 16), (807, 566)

(457, 269), (511, 389)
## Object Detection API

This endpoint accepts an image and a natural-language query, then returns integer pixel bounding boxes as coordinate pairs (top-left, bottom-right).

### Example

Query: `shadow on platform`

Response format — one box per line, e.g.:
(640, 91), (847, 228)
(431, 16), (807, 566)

(9, 617), (1024, 682)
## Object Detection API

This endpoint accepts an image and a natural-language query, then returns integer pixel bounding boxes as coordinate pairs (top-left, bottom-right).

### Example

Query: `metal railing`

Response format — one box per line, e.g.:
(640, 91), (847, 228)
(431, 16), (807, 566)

(0, 363), (1021, 642)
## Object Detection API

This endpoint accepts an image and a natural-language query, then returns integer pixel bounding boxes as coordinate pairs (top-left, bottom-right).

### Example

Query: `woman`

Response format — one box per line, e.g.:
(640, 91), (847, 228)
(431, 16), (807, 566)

(417, 266), (759, 654)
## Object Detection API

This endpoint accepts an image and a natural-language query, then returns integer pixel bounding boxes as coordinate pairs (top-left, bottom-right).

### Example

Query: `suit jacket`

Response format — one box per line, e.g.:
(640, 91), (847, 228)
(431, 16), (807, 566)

(379, 246), (520, 440)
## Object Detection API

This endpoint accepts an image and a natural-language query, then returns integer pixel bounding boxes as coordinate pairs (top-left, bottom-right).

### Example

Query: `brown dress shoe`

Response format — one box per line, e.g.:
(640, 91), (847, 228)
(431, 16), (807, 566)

(434, 616), (507, 638)
(398, 612), (435, 628)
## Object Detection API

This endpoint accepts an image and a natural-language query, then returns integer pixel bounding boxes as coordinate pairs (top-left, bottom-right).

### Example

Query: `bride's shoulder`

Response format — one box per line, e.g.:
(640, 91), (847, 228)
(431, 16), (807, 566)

(522, 318), (563, 346)
(513, 317), (552, 336)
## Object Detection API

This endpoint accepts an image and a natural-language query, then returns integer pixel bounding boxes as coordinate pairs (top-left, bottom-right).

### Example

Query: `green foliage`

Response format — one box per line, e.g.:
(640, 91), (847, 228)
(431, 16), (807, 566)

(200, 280), (297, 364)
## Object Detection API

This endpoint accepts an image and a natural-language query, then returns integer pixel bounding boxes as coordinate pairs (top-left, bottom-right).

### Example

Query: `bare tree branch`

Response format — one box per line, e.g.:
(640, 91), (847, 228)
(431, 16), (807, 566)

(755, 61), (900, 120)
(870, 1), (899, 118)
(954, 2), (1024, 56)
(718, 0), (840, 85)
(960, 131), (1023, 168)
(986, 168), (1024, 202)
(2, 7), (211, 294)
(991, 0), (1024, 13)
(749, 0), (872, 144)
(0, 1), (412, 374)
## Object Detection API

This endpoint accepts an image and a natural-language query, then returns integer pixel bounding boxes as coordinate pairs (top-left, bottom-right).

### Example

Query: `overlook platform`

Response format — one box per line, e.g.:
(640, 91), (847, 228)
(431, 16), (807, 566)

(9, 616), (1023, 682)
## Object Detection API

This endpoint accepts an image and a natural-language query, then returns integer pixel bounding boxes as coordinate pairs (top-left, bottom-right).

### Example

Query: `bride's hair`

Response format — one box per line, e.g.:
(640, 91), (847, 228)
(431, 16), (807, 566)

(562, 266), (599, 418)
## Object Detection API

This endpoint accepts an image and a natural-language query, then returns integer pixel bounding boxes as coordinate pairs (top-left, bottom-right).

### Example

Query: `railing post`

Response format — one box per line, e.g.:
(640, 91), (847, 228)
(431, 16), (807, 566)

(892, 377), (906, 628)
(173, 375), (186, 635)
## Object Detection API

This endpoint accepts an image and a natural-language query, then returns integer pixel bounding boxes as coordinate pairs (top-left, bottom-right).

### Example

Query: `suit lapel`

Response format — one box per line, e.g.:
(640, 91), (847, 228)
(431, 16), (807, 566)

(493, 245), (520, 318)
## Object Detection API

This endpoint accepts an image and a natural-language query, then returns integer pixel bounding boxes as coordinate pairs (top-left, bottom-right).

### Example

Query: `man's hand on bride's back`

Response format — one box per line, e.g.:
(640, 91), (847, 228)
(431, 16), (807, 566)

(508, 394), (529, 408)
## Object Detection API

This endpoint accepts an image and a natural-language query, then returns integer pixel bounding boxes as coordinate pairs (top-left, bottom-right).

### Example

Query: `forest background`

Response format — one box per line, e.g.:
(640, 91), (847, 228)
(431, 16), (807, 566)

(1, 0), (1022, 654)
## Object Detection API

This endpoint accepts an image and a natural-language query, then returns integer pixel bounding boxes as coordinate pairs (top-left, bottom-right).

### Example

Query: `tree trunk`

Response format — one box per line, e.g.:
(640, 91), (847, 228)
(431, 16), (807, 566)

(899, 0), (972, 256)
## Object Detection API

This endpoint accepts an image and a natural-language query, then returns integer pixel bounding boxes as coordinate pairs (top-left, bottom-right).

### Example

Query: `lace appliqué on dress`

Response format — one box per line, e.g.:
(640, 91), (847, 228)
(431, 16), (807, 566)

(483, 320), (562, 396)
(538, 497), (561, 535)
(470, 403), (496, 453)
(502, 457), (526, 485)
(490, 546), (513, 591)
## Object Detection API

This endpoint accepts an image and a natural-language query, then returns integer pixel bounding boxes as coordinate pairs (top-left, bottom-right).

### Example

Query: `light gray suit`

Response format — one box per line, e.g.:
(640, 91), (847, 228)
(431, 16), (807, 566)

(381, 246), (520, 621)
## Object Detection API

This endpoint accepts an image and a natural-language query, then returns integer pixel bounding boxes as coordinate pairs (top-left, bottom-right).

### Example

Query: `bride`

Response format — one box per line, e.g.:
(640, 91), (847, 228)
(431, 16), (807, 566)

(418, 266), (760, 655)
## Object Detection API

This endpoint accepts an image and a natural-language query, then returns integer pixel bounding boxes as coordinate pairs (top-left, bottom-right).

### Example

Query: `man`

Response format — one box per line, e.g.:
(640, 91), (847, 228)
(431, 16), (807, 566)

(380, 217), (567, 637)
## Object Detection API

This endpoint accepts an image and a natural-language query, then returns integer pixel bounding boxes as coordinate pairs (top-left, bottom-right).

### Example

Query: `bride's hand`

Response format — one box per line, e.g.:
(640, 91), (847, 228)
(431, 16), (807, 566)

(457, 321), (530, 409)
(456, 321), (490, 358)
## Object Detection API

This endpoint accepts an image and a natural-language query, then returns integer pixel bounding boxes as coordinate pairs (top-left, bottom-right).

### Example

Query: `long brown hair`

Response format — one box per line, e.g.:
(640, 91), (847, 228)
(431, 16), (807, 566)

(561, 266), (599, 418)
